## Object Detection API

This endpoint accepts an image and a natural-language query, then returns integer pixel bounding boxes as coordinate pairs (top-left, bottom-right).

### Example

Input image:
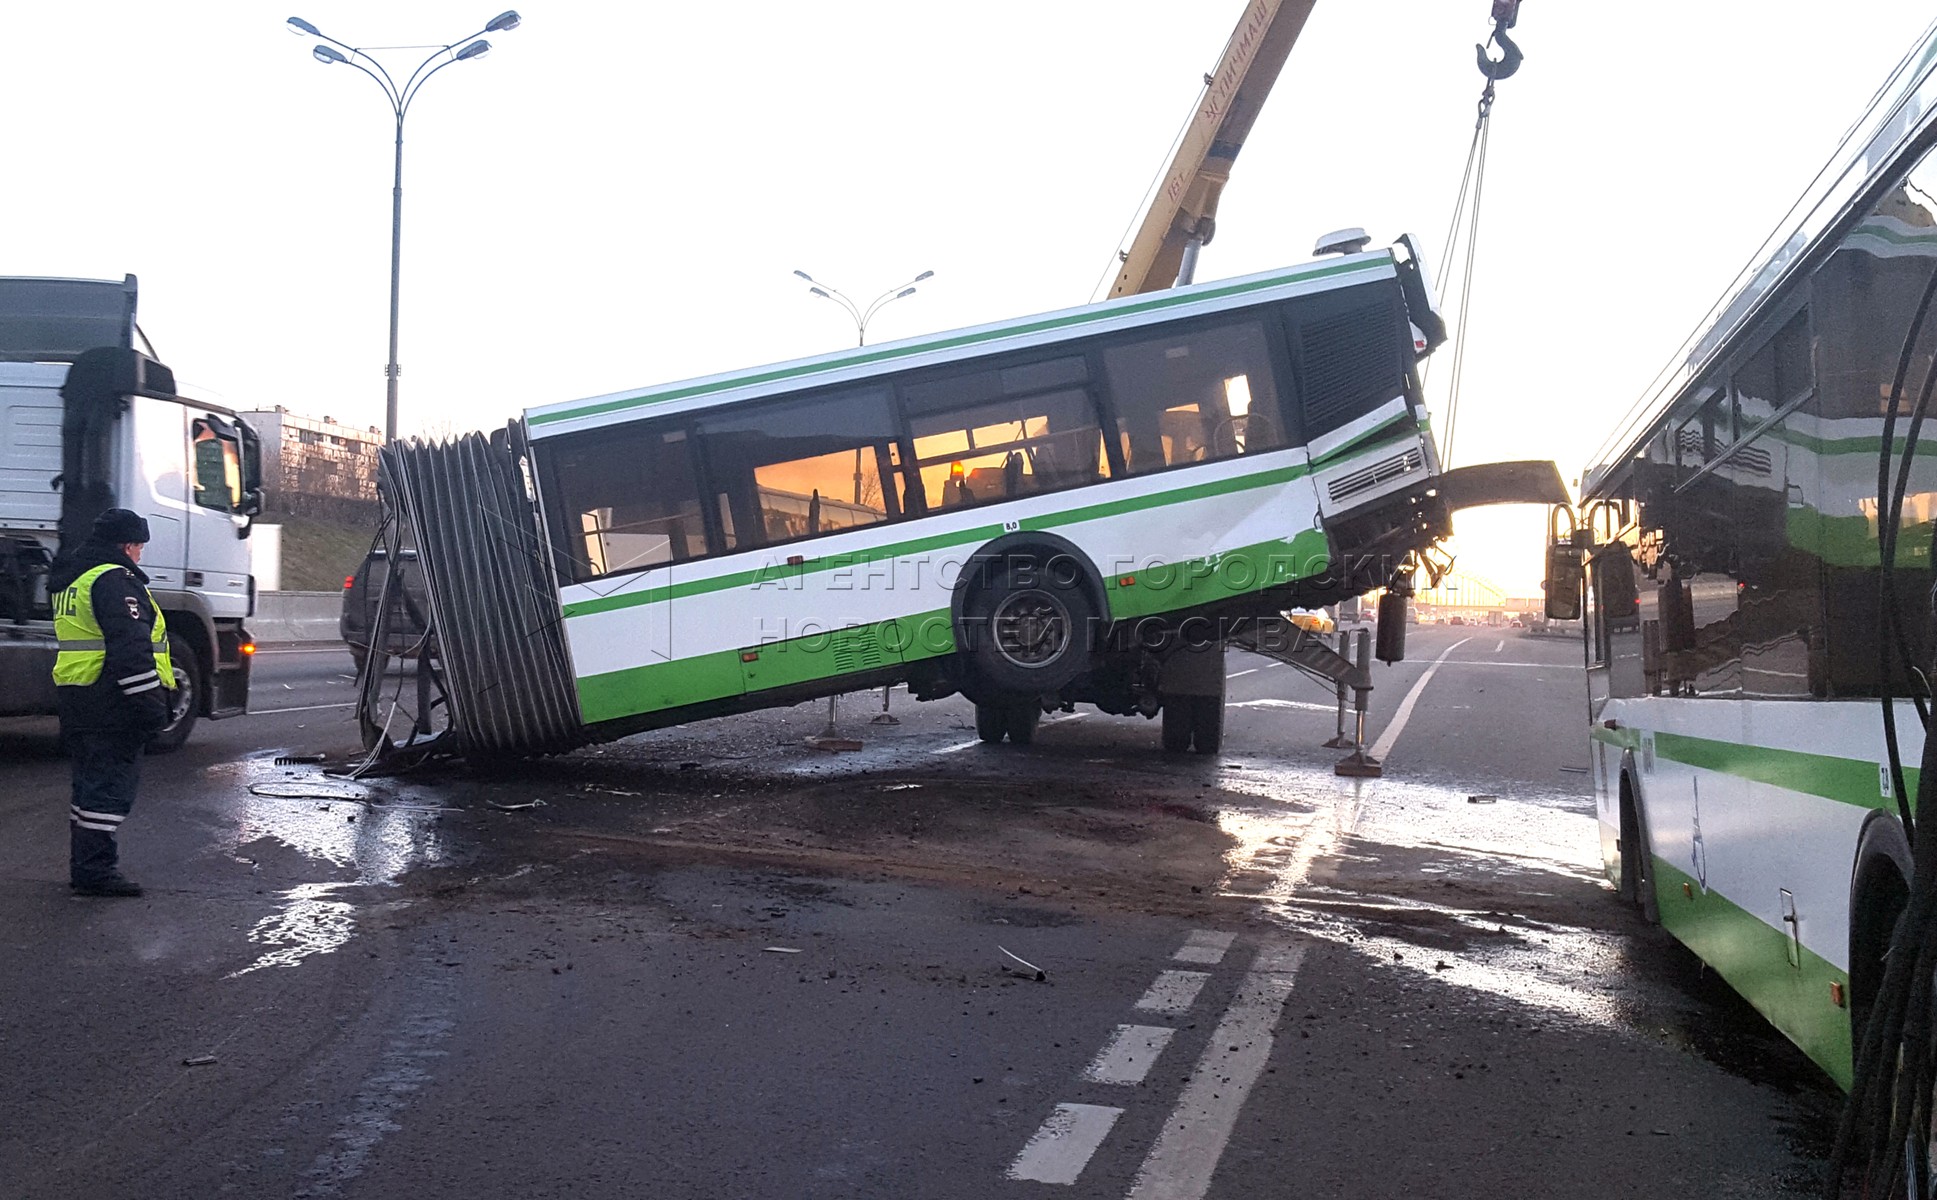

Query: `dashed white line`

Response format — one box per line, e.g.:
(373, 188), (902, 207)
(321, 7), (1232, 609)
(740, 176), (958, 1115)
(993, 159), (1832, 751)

(250, 702), (357, 715)
(1134, 969), (1209, 1015)
(1225, 668), (1258, 679)
(1082, 1024), (1177, 1086)
(1494, 639), (1505, 653)
(1365, 636), (1472, 762)
(931, 711), (1084, 755)
(1126, 942), (1307, 1200)
(1007, 1103), (1124, 1184)
(1172, 930), (1237, 965)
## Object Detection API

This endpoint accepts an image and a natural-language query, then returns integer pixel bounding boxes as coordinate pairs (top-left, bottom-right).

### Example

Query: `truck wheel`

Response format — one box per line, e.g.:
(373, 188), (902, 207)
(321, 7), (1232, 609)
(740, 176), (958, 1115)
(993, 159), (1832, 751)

(964, 565), (1095, 695)
(146, 632), (200, 754)
(1161, 697), (1193, 753)
(1188, 694), (1224, 755)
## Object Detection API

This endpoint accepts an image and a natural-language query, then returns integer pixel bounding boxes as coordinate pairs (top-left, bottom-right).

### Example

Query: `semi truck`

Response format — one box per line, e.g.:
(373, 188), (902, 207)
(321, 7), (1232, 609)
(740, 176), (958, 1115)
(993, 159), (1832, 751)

(0, 276), (261, 750)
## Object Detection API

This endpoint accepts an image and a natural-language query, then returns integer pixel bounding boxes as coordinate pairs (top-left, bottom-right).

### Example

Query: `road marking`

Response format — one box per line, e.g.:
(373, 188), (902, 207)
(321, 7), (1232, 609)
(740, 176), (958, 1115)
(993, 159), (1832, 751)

(1082, 1025), (1178, 1085)
(1225, 668), (1257, 679)
(1007, 1103), (1124, 1184)
(1134, 969), (1209, 1015)
(250, 702), (356, 715)
(1226, 698), (1333, 713)
(931, 711), (1084, 755)
(1126, 942), (1307, 1200)
(1365, 636), (1472, 762)
(1172, 930), (1237, 964)
(1494, 639), (1505, 653)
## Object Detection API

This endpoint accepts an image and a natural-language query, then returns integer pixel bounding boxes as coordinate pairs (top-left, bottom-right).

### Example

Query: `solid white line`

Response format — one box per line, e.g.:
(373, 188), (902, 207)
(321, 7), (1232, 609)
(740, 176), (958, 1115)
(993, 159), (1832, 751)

(1134, 970), (1210, 1015)
(1172, 930), (1237, 965)
(1126, 942), (1307, 1200)
(1225, 668), (1258, 679)
(931, 711), (1084, 755)
(1365, 636), (1472, 762)
(1083, 1024), (1178, 1086)
(250, 702), (357, 715)
(1007, 1103), (1124, 1184)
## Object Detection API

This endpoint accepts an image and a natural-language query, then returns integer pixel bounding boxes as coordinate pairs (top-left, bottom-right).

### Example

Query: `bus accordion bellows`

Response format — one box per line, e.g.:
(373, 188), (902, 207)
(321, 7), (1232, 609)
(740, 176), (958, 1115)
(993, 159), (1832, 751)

(1558, 17), (1937, 1109)
(363, 234), (1563, 761)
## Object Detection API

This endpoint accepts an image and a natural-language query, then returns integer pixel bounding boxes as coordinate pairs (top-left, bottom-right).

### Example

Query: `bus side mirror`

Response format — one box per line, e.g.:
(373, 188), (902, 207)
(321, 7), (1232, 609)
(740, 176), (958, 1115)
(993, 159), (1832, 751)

(1544, 544), (1583, 621)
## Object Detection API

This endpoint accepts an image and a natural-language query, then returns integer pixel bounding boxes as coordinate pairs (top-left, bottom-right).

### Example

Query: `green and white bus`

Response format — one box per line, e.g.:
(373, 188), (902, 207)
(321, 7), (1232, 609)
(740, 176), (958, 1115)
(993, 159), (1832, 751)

(371, 234), (1557, 759)
(1567, 20), (1937, 1095)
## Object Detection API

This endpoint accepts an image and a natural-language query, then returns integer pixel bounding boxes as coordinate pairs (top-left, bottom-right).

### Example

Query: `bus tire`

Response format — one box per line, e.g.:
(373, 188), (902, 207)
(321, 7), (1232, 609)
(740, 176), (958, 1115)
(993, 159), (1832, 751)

(964, 565), (1095, 695)
(975, 702), (1006, 743)
(1620, 774), (1659, 924)
(146, 632), (201, 755)
(1006, 703), (1040, 746)
(1188, 694), (1224, 755)
(1161, 699), (1192, 753)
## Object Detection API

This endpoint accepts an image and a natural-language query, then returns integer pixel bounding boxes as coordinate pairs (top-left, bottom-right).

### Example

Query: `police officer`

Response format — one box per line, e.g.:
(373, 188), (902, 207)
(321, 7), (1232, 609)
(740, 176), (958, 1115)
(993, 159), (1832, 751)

(51, 508), (175, 897)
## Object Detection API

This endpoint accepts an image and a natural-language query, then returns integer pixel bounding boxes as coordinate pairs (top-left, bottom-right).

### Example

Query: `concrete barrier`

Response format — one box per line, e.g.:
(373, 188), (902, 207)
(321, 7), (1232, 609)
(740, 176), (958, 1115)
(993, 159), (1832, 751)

(252, 591), (342, 644)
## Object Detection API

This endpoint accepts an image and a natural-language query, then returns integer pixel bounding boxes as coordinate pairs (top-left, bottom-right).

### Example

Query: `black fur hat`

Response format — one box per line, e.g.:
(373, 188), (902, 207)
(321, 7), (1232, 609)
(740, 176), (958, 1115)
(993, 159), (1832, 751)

(90, 508), (151, 546)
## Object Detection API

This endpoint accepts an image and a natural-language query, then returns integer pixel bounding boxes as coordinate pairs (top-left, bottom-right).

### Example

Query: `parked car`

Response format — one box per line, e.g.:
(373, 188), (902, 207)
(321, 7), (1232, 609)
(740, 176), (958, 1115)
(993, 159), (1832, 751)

(1448, 615), (1466, 626)
(340, 547), (434, 672)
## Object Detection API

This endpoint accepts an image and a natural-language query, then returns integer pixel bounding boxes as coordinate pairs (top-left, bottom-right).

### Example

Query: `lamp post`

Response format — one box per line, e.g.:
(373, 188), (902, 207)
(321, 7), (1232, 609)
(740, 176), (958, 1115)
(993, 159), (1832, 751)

(790, 268), (932, 734)
(288, 11), (521, 443)
(792, 269), (934, 347)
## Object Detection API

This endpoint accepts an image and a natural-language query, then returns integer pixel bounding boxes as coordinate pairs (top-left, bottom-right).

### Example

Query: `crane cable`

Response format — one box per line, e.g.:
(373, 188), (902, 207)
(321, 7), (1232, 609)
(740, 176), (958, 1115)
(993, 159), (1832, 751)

(1433, 2), (1524, 469)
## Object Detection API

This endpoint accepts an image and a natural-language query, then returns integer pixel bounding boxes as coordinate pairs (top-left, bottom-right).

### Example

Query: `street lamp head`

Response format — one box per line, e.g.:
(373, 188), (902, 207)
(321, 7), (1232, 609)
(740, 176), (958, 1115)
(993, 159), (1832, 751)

(286, 16), (321, 36)
(896, 287), (917, 299)
(454, 38), (492, 61)
(792, 269), (816, 283)
(808, 287), (832, 300)
(914, 270), (935, 282)
(485, 10), (522, 32)
(312, 43), (349, 64)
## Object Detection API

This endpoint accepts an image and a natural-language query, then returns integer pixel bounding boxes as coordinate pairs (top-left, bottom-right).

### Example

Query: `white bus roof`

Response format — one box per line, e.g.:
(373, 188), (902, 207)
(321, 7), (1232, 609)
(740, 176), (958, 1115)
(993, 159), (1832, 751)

(523, 249), (1400, 441)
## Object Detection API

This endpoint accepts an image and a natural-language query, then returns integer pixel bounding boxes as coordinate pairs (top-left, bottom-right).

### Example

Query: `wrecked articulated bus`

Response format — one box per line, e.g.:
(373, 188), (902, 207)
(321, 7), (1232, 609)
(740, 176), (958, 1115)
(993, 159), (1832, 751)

(360, 238), (1564, 762)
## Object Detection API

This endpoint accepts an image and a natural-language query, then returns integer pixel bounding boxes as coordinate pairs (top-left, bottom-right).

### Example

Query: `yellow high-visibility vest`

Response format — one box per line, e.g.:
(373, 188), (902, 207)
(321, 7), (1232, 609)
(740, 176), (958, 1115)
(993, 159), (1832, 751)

(52, 563), (174, 690)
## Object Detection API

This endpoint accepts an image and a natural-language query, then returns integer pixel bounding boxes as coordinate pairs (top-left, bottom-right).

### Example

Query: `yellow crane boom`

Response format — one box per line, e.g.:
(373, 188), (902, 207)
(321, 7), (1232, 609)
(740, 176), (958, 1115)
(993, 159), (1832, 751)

(1108, 0), (1318, 298)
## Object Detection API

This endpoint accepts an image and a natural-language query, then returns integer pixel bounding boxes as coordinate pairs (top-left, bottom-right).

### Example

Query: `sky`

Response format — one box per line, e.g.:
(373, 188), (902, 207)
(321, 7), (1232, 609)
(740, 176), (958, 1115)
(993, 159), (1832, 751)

(7, 1), (1935, 594)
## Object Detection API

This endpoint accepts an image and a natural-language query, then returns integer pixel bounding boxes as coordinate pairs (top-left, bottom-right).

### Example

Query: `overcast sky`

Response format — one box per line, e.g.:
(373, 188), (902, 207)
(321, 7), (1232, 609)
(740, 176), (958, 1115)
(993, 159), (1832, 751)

(6, 1), (1934, 592)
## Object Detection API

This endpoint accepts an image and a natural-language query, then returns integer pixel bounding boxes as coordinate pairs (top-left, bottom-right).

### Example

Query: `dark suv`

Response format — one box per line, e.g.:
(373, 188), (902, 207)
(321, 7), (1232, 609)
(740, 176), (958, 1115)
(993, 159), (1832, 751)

(340, 548), (434, 672)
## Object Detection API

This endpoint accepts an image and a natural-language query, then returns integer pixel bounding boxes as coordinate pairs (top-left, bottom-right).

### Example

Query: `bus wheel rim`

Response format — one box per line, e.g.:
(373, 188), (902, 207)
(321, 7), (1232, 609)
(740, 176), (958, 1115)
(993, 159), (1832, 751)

(991, 591), (1067, 667)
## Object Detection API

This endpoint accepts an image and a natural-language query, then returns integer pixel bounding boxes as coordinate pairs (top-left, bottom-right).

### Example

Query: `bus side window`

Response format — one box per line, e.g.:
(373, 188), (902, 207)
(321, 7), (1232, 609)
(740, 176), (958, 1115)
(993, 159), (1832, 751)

(1103, 319), (1289, 475)
(901, 355), (1105, 506)
(546, 423), (708, 581)
(696, 386), (903, 549)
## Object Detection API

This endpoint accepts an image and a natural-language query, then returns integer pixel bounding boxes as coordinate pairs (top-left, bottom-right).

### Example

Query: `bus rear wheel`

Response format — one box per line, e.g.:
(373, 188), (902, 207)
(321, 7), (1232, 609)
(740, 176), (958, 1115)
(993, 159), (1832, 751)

(974, 699), (1040, 745)
(1161, 694), (1223, 754)
(964, 565), (1095, 695)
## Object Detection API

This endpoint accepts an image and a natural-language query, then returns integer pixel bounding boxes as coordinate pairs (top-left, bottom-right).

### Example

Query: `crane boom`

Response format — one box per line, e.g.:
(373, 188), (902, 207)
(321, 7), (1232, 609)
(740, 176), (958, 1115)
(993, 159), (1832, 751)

(1108, 0), (1318, 298)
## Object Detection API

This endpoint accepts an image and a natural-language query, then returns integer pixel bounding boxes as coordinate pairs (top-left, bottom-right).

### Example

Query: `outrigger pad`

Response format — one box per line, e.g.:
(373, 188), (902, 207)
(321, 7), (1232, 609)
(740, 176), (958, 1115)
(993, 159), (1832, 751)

(1434, 460), (1570, 511)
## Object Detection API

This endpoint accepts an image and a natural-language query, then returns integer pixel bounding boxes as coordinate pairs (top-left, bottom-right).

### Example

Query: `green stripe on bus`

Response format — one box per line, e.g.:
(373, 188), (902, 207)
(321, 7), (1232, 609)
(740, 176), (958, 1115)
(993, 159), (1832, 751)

(529, 258), (1389, 427)
(1103, 529), (1331, 620)
(561, 457), (1330, 621)
(1308, 419), (1415, 471)
(576, 610), (956, 725)
(1652, 858), (1853, 1090)
(1648, 730), (1904, 812)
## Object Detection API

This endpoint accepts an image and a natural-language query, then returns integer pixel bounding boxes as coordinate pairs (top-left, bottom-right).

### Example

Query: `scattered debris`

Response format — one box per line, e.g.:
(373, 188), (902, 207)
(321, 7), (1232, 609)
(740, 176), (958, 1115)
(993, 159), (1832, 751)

(1558, 765), (1589, 774)
(249, 782), (369, 803)
(273, 753), (327, 765)
(763, 946), (803, 955)
(999, 946), (1046, 982)
(183, 1055), (217, 1067)
(806, 737), (864, 753)
(1466, 794), (1498, 804)
(487, 799), (548, 812)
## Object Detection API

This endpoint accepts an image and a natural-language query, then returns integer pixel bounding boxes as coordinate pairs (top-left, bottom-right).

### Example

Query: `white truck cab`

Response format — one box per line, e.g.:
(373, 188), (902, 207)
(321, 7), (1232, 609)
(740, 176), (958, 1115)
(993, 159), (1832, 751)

(0, 275), (259, 749)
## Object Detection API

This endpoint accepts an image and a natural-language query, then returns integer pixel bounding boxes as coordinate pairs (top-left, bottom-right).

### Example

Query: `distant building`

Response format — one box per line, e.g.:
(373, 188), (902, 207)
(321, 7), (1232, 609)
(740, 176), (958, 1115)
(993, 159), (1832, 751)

(241, 407), (382, 504)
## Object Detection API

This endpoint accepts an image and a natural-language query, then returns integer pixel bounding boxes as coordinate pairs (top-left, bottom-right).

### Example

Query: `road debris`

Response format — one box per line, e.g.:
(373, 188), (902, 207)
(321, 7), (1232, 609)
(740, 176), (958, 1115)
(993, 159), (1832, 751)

(249, 782), (369, 803)
(487, 799), (548, 812)
(273, 753), (327, 765)
(999, 946), (1046, 982)
(183, 1055), (217, 1067)
(1467, 794), (1498, 804)
(763, 946), (803, 954)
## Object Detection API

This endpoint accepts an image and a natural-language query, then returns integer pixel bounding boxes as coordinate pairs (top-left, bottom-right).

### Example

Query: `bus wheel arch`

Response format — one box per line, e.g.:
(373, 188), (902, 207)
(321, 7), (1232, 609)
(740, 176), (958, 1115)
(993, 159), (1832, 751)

(952, 534), (1107, 695)
(1849, 813), (1914, 1045)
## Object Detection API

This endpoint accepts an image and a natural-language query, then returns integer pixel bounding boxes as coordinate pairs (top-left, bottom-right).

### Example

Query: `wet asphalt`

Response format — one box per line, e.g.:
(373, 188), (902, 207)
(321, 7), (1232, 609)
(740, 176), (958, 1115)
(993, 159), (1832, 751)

(0, 626), (1838, 1198)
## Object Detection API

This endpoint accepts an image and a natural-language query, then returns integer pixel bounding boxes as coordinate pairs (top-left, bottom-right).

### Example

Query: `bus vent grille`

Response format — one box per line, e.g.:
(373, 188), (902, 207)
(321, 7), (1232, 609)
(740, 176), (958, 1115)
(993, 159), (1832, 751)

(832, 627), (885, 674)
(1327, 448), (1424, 503)
(1299, 302), (1399, 436)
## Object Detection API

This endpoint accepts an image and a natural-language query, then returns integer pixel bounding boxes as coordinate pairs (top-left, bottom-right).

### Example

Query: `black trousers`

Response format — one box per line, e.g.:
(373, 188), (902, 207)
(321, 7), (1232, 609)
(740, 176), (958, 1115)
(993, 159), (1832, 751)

(67, 730), (144, 884)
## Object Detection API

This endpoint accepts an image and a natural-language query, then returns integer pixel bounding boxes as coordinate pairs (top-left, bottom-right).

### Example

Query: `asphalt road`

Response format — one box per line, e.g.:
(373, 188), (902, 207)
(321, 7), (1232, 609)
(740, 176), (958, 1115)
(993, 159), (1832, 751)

(0, 626), (1837, 1198)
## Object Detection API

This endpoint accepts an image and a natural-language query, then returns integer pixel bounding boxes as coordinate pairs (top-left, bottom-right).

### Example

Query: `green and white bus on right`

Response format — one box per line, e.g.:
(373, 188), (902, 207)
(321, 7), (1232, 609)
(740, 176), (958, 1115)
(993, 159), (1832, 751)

(1569, 21), (1937, 1091)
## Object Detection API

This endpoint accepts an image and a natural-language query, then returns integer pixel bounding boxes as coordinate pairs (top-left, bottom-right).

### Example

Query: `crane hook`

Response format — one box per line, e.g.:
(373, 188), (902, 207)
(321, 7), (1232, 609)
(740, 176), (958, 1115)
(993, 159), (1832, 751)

(1476, 25), (1523, 81)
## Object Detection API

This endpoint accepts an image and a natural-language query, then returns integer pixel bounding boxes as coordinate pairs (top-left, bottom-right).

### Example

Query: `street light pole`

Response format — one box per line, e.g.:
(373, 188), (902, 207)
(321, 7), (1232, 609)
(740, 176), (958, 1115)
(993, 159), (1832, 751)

(792, 269), (934, 347)
(288, 12), (521, 443)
